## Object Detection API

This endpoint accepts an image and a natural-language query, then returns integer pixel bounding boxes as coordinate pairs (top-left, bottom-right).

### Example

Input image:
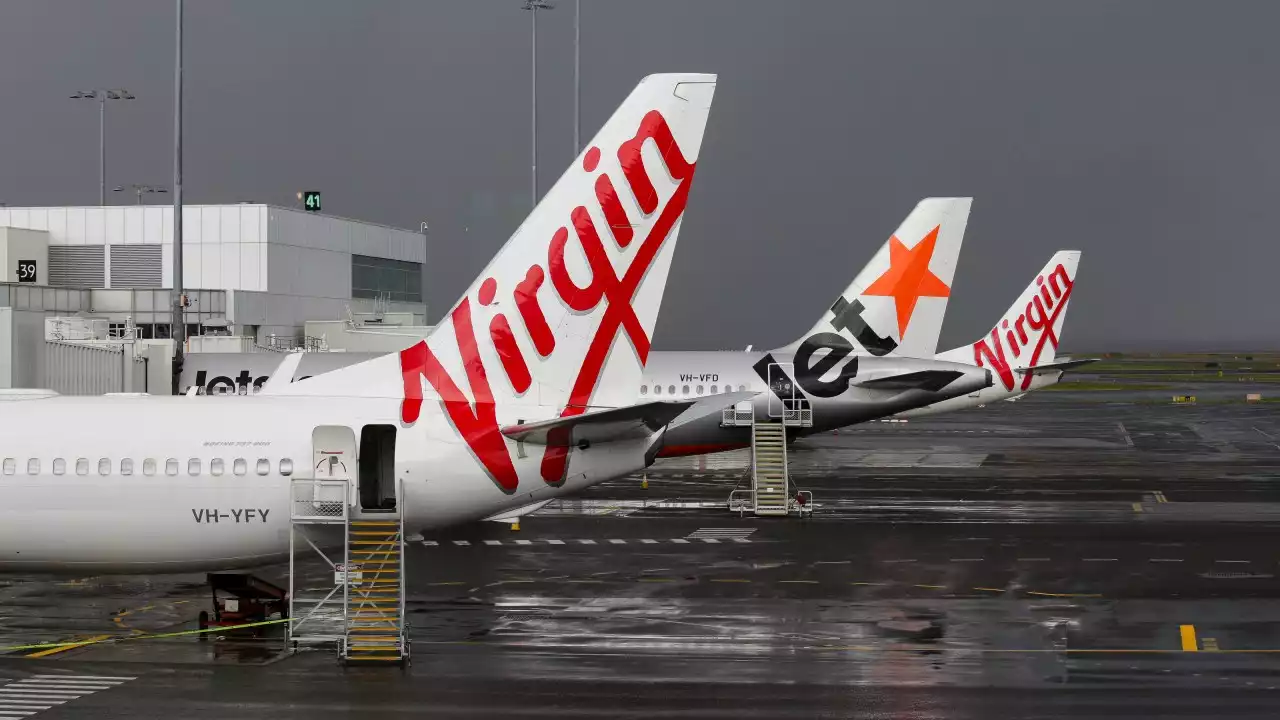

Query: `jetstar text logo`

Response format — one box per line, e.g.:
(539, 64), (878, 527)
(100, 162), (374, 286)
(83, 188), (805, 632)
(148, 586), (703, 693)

(972, 263), (1074, 391)
(399, 110), (697, 493)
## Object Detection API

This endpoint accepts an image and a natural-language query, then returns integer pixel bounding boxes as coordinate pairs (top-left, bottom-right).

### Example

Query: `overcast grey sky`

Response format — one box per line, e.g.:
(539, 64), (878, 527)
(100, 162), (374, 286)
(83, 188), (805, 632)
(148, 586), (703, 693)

(0, 0), (1275, 352)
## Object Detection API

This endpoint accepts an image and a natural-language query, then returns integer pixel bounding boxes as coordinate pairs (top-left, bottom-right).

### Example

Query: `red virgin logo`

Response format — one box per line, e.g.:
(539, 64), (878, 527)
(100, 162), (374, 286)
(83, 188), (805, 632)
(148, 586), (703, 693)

(972, 263), (1074, 391)
(399, 110), (698, 493)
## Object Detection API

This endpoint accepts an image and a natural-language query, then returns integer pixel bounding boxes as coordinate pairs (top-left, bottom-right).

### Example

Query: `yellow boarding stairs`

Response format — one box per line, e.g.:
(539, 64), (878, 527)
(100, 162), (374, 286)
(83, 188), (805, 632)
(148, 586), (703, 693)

(343, 519), (407, 663)
(288, 475), (409, 666)
(750, 420), (790, 516)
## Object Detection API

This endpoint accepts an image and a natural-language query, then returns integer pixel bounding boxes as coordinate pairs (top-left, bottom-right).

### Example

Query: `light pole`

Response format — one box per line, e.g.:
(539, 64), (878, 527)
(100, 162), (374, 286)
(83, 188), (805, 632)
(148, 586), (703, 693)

(574, 0), (580, 155)
(114, 184), (169, 205)
(522, 0), (554, 209)
(171, 0), (185, 394)
(70, 89), (136, 206)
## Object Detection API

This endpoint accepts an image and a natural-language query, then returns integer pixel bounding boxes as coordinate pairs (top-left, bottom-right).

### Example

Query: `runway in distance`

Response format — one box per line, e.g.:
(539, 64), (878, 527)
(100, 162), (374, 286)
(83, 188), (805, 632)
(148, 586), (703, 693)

(180, 198), (996, 457)
(0, 72), (733, 573)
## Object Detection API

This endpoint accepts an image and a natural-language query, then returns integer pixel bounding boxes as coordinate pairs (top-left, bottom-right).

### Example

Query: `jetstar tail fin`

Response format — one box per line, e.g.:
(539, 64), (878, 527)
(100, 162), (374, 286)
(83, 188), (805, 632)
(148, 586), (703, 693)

(775, 197), (971, 358)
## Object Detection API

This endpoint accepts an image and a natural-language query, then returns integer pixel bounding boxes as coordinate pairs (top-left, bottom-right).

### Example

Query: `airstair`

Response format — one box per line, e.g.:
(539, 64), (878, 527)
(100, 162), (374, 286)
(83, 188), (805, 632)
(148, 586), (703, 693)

(287, 477), (409, 665)
(724, 362), (814, 517)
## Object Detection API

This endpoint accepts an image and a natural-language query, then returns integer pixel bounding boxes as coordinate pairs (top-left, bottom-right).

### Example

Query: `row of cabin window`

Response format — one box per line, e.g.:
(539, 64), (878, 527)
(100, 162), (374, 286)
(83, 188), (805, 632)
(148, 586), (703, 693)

(1, 457), (295, 478)
(640, 383), (747, 397)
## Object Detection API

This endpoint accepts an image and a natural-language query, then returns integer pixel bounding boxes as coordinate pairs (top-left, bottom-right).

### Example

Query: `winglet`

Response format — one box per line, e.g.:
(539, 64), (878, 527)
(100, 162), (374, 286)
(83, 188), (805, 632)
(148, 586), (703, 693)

(256, 352), (305, 396)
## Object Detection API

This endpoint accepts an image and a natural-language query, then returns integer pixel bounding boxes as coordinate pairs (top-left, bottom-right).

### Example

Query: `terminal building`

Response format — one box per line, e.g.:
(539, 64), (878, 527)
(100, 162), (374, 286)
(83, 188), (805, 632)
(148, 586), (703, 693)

(0, 204), (428, 392)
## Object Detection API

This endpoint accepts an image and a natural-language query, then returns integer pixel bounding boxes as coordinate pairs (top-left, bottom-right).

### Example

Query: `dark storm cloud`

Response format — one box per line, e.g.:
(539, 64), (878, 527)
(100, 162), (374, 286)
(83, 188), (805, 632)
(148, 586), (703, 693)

(1, 0), (1276, 352)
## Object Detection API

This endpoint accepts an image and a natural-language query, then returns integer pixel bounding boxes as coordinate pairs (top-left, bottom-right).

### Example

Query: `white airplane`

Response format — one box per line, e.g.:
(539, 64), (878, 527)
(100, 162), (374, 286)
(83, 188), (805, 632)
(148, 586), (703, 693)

(179, 199), (997, 457)
(0, 72), (737, 573)
(894, 251), (1090, 418)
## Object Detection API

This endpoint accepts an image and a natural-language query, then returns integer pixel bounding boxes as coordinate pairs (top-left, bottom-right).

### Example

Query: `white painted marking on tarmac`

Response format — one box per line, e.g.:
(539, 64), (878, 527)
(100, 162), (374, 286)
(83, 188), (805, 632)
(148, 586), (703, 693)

(814, 560), (851, 565)
(1217, 560), (1251, 564)
(30, 671), (135, 676)
(671, 539), (691, 544)
(1118, 422), (1135, 447)
(577, 539), (596, 545)
(514, 539), (531, 545)
(1150, 558), (1184, 562)
(701, 538), (721, 544)
(1018, 558), (1051, 562)
(483, 540), (502, 546)
(640, 539), (658, 544)
(608, 539), (627, 545)
(0, 675), (135, 717)
(452, 540), (470, 546)
(950, 558), (983, 562)
(883, 559), (917, 564)
(545, 539), (565, 545)
(421, 540), (439, 546)
(1083, 558), (1119, 562)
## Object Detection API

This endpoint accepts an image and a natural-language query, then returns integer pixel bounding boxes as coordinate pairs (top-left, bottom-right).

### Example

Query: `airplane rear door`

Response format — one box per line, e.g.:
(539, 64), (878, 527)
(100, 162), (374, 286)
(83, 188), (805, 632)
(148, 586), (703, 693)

(312, 425), (356, 509)
(766, 363), (796, 419)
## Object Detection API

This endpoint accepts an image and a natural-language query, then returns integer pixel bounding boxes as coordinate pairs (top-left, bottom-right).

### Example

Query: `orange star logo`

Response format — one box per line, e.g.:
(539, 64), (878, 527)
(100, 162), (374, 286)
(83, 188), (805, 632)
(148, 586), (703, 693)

(861, 225), (950, 339)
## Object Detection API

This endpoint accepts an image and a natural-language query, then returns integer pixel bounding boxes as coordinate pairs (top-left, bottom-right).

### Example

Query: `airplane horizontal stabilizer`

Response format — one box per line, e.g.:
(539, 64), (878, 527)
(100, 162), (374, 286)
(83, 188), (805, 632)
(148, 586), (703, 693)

(854, 369), (966, 392)
(482, 499), (554, 523)
(1014, 358), (1098, 375)
(502, 391), (757, 446)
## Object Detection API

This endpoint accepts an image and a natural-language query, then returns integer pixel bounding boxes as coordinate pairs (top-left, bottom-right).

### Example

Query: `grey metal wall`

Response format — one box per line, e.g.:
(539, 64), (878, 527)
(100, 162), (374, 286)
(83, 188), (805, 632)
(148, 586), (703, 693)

(43, 341), (148, 395)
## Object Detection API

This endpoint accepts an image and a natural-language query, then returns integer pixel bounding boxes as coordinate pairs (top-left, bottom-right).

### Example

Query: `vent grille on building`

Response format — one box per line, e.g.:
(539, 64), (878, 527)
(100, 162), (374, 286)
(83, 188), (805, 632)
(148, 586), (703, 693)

(48, 246), (105, 288)
(109, 245), (162, 288)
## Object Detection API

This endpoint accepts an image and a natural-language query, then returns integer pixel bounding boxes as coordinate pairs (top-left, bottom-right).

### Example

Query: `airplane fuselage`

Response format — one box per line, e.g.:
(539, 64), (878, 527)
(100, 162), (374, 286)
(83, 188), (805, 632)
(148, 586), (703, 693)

(176, 347), (990, 456)
(0, 393), (647, 572)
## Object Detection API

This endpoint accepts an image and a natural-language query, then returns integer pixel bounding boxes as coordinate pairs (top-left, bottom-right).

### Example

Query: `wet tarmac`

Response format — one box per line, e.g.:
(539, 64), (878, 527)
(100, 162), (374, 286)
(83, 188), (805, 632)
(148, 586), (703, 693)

(2, 384), (1280, 717)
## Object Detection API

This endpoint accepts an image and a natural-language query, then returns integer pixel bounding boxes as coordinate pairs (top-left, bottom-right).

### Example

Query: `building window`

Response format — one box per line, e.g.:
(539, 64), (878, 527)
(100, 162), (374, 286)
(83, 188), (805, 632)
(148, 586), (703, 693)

(98, 458), (111, 476)
(143, 459), (157, 476)
(120, 458), (134, 476)
(210, 458), (225, 477)
(75, 458), (89, 476)
(279, 459), (294, 476)
(1, 458), (13, 475)
(256, 459), (271, 476)
(352, 255), (423, 303)
(165, 458), (179, 476)
(233, 458), (248, 476)
(27, 459), (40, 475)
(53, 458), (66, 476)
(188, 459), (201, 476)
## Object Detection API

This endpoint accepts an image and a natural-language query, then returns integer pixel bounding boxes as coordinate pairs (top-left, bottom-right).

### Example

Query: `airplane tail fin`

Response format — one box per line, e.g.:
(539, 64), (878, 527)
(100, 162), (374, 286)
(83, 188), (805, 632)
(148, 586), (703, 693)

(937, 251), (1082, 391)
(774, 197), (971, 358)
(277, 74), (717, 415)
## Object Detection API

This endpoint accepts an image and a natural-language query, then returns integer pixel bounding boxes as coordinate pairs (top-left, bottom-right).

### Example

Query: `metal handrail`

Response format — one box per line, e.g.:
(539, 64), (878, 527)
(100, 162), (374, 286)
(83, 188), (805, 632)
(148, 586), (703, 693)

(727, 489), (753, 516)
(290, 479), (349, 522)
